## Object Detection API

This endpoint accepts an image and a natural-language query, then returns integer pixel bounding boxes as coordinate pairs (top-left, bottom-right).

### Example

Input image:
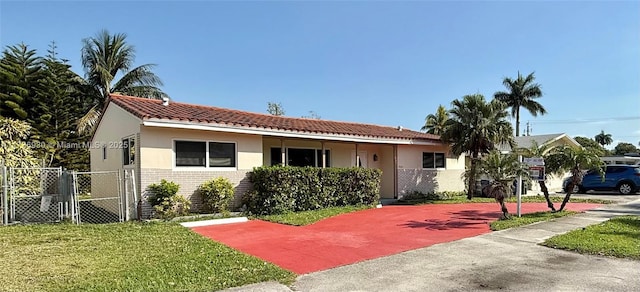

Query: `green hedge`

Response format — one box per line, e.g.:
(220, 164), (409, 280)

(243, 166), (381, 215)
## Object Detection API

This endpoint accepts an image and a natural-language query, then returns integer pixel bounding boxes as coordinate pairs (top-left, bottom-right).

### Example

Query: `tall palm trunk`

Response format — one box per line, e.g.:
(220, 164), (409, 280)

(559, 166), (581, 211)
(468, 154), (479, 200)
(515, 108), (520, 136)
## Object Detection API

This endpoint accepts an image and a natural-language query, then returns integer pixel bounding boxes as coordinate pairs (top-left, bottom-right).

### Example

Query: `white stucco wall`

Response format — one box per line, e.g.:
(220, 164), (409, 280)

(396, 144), (465, 196)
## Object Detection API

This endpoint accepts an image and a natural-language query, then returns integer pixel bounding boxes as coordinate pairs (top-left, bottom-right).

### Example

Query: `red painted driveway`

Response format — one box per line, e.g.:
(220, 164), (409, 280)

(191, 203), (600, 274)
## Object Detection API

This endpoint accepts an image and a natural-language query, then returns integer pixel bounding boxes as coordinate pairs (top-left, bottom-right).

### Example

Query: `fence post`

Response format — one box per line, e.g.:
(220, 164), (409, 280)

(71, 171), (79, 224)
(2, 165), (7, 225)
(123, 170), (129, 221)
(130, 169), (138, 220)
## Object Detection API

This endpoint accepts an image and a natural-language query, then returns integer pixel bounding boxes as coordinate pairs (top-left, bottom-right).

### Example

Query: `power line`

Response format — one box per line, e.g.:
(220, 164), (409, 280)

(531, 116), (640, 124)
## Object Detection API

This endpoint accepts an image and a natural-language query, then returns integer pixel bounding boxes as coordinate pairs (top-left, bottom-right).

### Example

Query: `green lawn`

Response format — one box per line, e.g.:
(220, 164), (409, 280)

(490, 210), (578, 231)
(0, 222), (295, 292)
(258, 205), (374, 226)
(394, 194), (612, 206)
(542, 216), (640, 260)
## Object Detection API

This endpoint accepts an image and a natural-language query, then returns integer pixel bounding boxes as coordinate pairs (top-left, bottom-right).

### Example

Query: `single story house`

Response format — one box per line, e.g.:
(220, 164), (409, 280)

(510, 133), (582, 193)
(90, 94), (465, 217)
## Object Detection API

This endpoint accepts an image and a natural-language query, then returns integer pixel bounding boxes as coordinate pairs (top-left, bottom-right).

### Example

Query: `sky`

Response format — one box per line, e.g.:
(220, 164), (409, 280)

(1, 0), (639, 148)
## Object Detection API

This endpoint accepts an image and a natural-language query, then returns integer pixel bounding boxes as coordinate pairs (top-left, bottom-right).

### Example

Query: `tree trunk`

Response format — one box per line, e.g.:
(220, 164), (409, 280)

(558, 166), (581, 211)
(467, 156), (477, 200)
(538, 180), (556, 211)
(515, 109), (520, 137)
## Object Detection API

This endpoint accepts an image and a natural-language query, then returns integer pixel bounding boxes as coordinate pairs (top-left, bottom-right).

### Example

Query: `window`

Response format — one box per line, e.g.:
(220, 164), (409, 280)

(270, 147), (330, 167)
(175, 141), (206, 167)
(123, 137), (135, 166)
(423, 152), (445, 168)
(174, 140), (236, 168)
(209, 142), (235, 167)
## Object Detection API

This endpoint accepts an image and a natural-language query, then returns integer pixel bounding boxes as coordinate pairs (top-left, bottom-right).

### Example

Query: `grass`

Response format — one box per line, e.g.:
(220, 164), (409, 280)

(490, 210), (578, 231)
(0, 222), (295, 292)
(258, 205), (375, 226)
(542, 216), (640, 260)
(394, 194), (612, 206)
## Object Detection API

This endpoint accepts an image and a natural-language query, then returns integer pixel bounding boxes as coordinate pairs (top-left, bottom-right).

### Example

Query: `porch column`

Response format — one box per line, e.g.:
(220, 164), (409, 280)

(280, 139), (286, 166)
(393, 144), (398, 199)
(321, 141), (326, 168)
(355, 143), (360, 167)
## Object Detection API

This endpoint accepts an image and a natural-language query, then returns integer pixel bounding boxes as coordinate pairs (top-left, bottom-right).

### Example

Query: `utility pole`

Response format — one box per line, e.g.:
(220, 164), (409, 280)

(525, 121), (532, 136)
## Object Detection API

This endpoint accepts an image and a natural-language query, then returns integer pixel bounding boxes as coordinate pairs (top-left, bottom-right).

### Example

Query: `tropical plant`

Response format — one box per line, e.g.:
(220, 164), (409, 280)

(267, 102), (285, 116)
(421, 105), (449, 135)
(574, 136), (608, 156)
(0, 43), (42, 119)
(440, 94), (514, 199)
(516, 141), (561, 211)
(198, 177), (235, 213)
(594, 130), (613, 147)
(473, 150), (530, 218)
(147, 179), (190, 219)
(545, 145), (604, 211)
(494, 71), (546, 136)
(79, 30), (168, 134)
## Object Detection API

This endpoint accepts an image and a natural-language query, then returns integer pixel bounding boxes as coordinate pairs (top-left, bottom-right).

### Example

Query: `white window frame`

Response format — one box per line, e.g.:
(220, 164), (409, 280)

(122, 136), (135, 168)
(422, 152), (446, 169)
(172, 139), (238, 171)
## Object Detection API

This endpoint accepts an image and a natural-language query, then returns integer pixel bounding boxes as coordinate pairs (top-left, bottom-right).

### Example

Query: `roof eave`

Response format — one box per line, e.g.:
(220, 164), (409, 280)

(142, 119), (441, 145)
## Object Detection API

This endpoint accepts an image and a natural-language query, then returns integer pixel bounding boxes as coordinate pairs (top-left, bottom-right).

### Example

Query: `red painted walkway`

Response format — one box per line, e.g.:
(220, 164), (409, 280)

(192, 203), (601, 274)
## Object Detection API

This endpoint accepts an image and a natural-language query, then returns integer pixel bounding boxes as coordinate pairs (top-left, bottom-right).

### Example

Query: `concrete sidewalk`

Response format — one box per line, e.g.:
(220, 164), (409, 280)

(225, 199), (640, 292)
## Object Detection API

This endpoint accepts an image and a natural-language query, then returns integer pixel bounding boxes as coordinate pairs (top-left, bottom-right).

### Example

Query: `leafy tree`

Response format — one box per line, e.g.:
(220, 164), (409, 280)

(440, 94), (514, 199)
(31, 42), (92, 170)
(79, 30), (168, 134)
(0, 117), (40, 168)
(494, 72), (546, 136)
(594, 130), (613, 147)
(474, 150), (530, 218)
(574, 136), (608, 156)
(517, 141), (562, 211)
(421, 105), (449, 135)
(0, 43), (43, 119)
(545, 146), (604, 211)
(613, 142), (640, 155)
(267, 102), (285, 116)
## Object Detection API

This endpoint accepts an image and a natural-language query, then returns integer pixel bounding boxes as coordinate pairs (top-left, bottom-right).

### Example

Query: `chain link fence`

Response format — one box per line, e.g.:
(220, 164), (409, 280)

(9, 167), (64, 224)
(1, 167), (134, 225)
(72, 171), (123, 224)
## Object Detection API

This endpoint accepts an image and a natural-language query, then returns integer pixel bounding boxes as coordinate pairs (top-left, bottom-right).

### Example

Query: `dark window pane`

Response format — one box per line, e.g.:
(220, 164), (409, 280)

(209, 142), (235, 167)
(271, 147), (282, 166)
(422, 152), (434, 168)
(288, 148), (315, 167)
(175, 141), (206, 167)
(435, 153), (445, 168)
(122, 139), (130, 165)
(129, 138), (135, 164)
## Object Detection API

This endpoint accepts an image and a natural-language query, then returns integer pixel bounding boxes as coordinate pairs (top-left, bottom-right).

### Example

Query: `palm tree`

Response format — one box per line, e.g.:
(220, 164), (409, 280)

(594, 130), (613, 147)
(440, 94), (514, 199)
(474, 150), (530, 218)
(494, 72), (546, 136)
(421, 105), (449, 135)
(545, 146), (604, 211)
(78, 30), (168, 134)
(517, 141), (560, 211)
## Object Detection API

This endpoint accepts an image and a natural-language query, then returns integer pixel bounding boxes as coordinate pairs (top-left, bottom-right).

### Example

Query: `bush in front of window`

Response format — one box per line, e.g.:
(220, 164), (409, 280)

(198, 177), (235, 214)
(147, 179), (191, 219)
(243, 166), (381, 215)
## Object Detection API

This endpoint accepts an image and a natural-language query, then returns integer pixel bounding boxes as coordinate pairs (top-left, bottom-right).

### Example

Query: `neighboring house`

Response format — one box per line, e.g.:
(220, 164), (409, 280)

(90, 94), (465, 217)
(511, 133), (582, 193)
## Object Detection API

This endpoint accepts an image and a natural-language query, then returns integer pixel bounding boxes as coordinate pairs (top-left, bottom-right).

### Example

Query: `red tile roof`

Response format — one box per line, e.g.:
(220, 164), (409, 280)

(109, 94), (441, 141)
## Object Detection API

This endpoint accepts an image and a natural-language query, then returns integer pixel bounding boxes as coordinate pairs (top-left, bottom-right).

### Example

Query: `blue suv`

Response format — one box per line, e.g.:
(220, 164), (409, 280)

(563, 165), (640, 195)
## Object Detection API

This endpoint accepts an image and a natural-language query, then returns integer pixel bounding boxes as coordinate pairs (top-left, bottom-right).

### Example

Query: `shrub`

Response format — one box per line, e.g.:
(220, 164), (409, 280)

(243, 166), (381, 215)
(198, 177), (235, 213)
(147, 179), (190, 219)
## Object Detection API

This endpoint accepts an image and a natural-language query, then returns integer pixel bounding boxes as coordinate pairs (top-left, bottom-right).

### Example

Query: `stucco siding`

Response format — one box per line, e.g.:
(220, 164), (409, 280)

(90, 103), (142, 173)
(139, 127), (263, 170)
(396, 144), (465, 196)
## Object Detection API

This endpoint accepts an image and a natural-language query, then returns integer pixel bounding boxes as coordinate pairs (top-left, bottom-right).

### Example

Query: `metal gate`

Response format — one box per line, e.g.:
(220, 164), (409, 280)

(2, 167), (136, 225)
(9, 167), (64, 224)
